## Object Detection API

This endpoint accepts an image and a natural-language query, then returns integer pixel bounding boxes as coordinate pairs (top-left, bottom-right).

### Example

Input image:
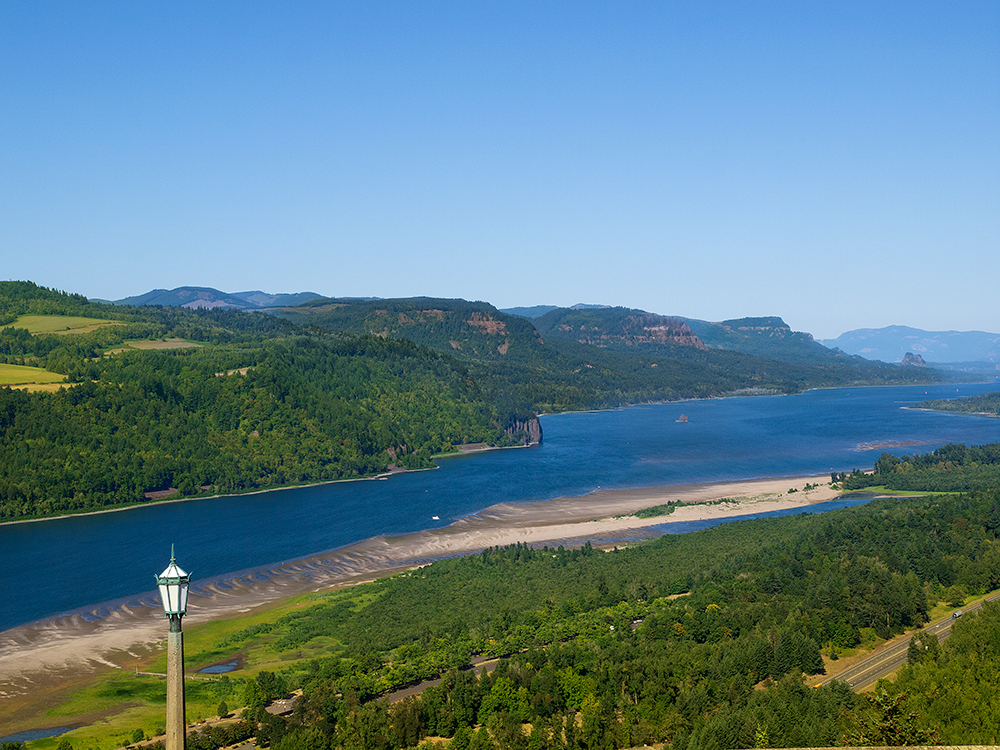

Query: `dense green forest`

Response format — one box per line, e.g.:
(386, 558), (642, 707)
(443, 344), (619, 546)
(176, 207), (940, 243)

(895, 599), (1000, 744)
(839, 441), (1000, 493)
(916, 390), (1000, 417)
(0, 283), (534, 521)
(126, 482), (1000, 750)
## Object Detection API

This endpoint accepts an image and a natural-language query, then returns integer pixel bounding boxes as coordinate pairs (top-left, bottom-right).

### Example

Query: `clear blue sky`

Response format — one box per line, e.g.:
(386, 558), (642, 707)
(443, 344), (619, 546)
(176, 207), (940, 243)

(2, 1), (997, 339)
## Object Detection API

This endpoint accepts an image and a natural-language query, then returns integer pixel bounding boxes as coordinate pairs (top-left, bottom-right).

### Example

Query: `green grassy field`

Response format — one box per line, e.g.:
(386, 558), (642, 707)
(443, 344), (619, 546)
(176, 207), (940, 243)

(104, 339), (205, 355)
(4, 314), (122, 335)
(0, 362), (66, 387)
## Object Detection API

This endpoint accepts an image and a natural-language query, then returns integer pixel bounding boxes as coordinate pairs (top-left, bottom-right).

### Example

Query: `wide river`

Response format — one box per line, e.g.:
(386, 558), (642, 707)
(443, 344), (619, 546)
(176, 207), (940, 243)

(3, 381), (1000, 632)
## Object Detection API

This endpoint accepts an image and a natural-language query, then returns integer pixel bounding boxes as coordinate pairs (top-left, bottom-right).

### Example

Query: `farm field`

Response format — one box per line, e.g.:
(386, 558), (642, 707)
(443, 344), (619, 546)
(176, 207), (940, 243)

(0, 362), (67, 391)
(4, 314), (122, 335)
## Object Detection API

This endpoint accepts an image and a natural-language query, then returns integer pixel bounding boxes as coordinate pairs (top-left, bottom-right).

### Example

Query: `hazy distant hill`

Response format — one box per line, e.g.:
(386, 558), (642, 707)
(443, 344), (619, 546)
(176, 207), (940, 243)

(502, 303), (612, 319)
(822, 326), (1000, 364)
(501, 305), (560, 319)
(112, 286), (324, 310)
(232, 290), (326, 308)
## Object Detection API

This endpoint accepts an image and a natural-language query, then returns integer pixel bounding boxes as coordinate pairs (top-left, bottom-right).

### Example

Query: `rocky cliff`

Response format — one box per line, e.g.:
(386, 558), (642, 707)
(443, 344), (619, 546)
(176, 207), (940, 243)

(506, 418), (543, 446)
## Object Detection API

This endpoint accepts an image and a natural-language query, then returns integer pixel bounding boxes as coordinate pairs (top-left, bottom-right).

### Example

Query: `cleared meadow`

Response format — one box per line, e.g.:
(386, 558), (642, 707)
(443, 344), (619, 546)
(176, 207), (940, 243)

(0, 363), (67, 390)
(3, 314), (122, 335)
(105, 338), (203, 355)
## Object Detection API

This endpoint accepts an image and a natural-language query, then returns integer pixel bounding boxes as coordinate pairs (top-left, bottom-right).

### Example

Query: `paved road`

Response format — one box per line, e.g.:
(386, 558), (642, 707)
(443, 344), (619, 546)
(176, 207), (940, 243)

(821, 591), (1000, 691)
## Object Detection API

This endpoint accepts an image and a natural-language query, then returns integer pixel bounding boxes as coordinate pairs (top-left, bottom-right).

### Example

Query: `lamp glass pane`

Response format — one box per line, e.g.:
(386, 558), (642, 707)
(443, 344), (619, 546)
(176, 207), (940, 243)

(158, 583), (171, 614)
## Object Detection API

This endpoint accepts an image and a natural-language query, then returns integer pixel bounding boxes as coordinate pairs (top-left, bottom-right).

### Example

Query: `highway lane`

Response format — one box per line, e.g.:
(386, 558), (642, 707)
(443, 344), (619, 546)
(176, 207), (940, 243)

(819, 591), (1000, 691)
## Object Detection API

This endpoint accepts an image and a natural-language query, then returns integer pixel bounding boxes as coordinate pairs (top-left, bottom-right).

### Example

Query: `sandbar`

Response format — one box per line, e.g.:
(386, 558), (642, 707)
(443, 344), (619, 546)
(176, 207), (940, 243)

(0, 475), (843, 712)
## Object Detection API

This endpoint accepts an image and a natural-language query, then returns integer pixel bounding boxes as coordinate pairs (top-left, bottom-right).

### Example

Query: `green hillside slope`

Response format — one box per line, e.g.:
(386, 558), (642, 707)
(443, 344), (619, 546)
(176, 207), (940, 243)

(0, 283), (535, 521)
(686, 315), (845, 365)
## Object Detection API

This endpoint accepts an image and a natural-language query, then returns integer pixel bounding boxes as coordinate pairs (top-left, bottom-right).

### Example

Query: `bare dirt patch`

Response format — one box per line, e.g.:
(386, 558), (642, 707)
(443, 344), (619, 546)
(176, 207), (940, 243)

(466, 313), (506, 335)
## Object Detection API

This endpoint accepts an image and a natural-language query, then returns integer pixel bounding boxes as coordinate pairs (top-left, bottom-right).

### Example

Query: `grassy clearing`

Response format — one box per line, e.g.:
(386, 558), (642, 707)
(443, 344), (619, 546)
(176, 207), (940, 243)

(842, 486), (960, 497)
(105, 339), (204, 355)
(32, 673), (228, 750)
(4, 314), (122, 335)
(0, 362), (66, 387)
(9, 382), (77, 393)
(926, 588), (995, 622)
(126, 338), (202, 351)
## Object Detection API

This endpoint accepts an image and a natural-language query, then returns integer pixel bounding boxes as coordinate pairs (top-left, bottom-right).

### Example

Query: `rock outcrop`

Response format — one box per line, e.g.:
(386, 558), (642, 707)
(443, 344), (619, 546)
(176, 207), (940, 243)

(506, 418), (543, 446)
(901, 352), (927, 367)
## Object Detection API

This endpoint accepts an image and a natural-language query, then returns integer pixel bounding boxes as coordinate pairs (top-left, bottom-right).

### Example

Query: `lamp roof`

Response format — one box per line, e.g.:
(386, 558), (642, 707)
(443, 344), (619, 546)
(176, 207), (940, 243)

(158, 545), (190, 582)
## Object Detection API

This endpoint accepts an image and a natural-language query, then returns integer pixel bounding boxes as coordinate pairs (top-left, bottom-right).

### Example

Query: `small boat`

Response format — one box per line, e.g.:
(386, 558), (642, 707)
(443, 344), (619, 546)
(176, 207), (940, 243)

(432, 516), (439, 520)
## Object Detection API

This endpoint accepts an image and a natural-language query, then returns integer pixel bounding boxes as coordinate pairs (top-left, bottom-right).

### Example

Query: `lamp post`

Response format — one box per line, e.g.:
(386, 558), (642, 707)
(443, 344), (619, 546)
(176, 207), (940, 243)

(156, 546), (191, 750)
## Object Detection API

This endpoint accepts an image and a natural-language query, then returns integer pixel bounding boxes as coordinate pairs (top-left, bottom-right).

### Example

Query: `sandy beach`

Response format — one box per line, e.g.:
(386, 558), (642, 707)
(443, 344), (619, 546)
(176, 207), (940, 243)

(0, 474), (842, 715)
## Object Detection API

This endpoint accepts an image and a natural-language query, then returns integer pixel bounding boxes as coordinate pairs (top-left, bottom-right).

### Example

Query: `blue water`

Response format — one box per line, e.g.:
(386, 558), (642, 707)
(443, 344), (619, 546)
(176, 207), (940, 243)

(198, 661), (239, 674)
(0, 727), (76, 743)
(2, 381), (999, 632)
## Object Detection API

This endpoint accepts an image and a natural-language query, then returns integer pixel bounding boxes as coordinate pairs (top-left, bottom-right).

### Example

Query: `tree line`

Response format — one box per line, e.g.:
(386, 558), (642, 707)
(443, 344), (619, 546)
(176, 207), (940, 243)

(838, 441), (1000, 493)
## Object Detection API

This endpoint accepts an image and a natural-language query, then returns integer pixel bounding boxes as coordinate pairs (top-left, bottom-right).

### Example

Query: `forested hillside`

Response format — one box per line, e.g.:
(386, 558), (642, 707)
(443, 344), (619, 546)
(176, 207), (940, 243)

(916, 390), (1000, 417)
(533, 307), (706, 349)
(685, 316), (845, 366)
(896, 600), (1000, 744)
(537, 307), (919, 373)
(0, 283), (534, 521)
(134, 485), (1000, 750)
(276, 298), (951, 414)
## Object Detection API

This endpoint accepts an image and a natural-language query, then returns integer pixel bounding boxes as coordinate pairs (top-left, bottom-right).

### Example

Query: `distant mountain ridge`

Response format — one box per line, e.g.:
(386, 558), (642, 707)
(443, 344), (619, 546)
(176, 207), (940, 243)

(822, 326), (1000, 364)
(110, 286), (325, 310)
(501, 303), (611, 319)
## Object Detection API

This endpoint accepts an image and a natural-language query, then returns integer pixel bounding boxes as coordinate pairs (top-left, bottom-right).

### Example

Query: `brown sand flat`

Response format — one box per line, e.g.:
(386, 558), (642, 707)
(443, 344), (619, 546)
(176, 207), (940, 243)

(0, 475), (840, 709)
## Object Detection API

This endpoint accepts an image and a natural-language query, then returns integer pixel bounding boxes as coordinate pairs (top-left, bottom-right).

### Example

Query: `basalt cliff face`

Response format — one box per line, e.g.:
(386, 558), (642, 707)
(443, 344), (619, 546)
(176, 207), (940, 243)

(506, 418), (543, 446)
(902, 352), (928, 367)
(538, 308), (707, 350)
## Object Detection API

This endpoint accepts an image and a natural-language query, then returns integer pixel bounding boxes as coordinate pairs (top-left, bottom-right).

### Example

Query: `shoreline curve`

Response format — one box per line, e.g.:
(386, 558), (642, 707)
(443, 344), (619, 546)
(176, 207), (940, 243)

(0, 473), (848, 697)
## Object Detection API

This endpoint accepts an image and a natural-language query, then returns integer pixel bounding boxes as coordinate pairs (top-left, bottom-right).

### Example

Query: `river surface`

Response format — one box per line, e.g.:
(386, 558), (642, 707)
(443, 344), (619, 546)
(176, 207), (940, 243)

(2, 381), (999, 632)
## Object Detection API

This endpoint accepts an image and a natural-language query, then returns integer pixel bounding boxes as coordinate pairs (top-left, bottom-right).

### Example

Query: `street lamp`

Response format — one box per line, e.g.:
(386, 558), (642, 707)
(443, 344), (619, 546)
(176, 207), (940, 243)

(156, 546), (191, 750)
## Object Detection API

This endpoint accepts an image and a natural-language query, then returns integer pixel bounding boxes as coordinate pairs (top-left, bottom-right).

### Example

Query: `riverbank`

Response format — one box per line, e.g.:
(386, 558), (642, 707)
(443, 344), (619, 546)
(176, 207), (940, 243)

(0, 444), (542, 528)
(0, 473), (841, 708)
(0, 465), (438, 527)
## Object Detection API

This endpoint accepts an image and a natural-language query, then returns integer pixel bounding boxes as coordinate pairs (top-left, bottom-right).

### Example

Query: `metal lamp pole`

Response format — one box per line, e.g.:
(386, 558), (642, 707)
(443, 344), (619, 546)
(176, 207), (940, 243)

(156, 546), (191, 750)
